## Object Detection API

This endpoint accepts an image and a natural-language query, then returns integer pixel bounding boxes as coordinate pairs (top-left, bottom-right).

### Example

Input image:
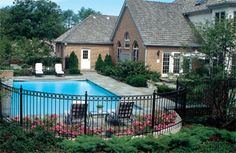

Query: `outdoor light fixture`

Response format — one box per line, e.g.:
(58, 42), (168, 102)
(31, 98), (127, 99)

(157, 50), (160, 58)
(156, 50), (160, 63)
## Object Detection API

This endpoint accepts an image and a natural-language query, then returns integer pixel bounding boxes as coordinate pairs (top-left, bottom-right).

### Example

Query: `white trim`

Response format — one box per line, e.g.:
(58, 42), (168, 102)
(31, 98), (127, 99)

(81, 49), (91, 70)
(161, 51), (182, 77)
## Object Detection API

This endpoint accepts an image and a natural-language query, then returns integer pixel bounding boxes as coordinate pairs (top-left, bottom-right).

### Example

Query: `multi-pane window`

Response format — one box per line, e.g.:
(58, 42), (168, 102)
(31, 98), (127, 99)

(132, 41), (139, 61)
(215, 11), (225, 23)
(83, 50), (88, 59)
(173, 53), (180, 74)
(162, 52), (170, 74)
(234, 12), (236, 27)
(124, 32), (130, 48)
(117, 41), (121, 61)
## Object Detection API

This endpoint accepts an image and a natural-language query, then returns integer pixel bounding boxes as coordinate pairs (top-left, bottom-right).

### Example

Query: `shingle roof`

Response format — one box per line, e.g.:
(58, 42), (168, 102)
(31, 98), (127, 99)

(125, 0), (199, 47)
(175, 0), (236, 14)
(54, 15), (117, 44)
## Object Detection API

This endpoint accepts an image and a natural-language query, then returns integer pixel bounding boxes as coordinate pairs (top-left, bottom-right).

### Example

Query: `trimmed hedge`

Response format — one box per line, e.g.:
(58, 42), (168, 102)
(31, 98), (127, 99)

(58, 125), (236, 153)
(0, 122), (235, 153)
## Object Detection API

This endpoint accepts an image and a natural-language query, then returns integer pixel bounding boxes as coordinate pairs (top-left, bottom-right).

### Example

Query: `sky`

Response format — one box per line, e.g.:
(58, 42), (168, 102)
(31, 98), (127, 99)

(0, 0), (174, 15)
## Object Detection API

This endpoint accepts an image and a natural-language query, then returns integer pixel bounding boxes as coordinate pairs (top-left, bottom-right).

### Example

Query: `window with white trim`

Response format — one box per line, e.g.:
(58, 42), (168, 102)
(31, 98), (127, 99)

(124, 32), (130, 48)
(163, 52), (170, 74)
(132, 41), (139, 61)
(173, 53), (181, 74)
(117, 41), (121, 61)
(162, 52), (182, 75)
(215, 11), (225, 23)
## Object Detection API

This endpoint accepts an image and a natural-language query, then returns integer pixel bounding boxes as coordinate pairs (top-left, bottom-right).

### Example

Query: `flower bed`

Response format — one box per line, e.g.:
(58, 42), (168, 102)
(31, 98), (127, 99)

(11, 111), (178, 138)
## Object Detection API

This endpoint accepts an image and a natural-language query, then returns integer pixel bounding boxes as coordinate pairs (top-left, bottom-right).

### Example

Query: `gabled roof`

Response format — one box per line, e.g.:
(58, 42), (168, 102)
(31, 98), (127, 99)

(54, 15), (117, 44)
(175, 0), (236, 15)
(116, 0), (199, 47)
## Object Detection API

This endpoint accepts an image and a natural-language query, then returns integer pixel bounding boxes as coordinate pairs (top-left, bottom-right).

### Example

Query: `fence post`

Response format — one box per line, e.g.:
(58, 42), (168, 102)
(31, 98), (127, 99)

(151, 90), (156, 131)
(20, 86), (23, 126)
(84, 91), (88, 135)
(182, 89), (187, 118)
(176, 79), (179, 90)
(0, 79), (2, 120)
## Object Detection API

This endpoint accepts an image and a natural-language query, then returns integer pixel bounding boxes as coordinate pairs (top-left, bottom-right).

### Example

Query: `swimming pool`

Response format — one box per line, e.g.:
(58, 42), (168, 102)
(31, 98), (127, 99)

(11, 80), (118, 116)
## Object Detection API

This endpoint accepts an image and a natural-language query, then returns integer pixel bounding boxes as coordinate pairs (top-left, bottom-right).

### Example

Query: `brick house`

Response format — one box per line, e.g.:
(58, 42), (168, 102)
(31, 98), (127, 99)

(54, 15), (117, 70)
(54, 0), (236, 77)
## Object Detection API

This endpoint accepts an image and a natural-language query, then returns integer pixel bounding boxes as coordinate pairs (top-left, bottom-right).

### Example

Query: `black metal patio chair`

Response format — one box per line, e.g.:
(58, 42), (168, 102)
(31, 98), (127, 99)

(105, 101), (135, 126)
(64, 101), (88, 125)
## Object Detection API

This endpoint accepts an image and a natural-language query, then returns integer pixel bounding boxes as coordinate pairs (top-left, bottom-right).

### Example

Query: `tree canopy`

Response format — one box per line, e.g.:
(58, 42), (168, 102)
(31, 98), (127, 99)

(1, 0), (65, 40)
(0, 0), (101, 67)
(181, 19), (236, 128)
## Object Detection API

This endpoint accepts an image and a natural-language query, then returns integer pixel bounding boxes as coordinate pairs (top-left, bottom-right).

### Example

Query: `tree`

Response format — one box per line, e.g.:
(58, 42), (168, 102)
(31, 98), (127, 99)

(104, 54), (113, 66)
(68, 51), (80, 74)
(1, 0), (65, 40)
(62, 9), (77, 29)
(182, 19), (236, 128)
(77, 7), (101, 22)
(95, 54), (104, 71)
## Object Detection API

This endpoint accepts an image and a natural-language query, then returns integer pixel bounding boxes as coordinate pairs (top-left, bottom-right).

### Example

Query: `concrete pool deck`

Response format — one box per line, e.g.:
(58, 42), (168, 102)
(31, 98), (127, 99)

(13, 72), (154, 96)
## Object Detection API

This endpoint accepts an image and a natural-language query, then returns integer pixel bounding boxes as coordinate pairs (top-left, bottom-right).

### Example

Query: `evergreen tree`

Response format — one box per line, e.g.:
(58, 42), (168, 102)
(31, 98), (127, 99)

(104, 54), (113, 66)
(95, 54), (104, 71)
(68, 51), (80, 74)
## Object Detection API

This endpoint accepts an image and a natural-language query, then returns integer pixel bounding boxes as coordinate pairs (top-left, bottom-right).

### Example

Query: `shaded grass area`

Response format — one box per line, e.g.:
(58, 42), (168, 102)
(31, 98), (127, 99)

(0, 121), (235, 153)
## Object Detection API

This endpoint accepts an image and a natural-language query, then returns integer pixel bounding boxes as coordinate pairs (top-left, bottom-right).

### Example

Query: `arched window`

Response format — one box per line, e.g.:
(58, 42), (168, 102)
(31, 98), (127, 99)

(117, 41), (121, 61)
(132, 41), (139, 61)
(124, 32), (130, 48)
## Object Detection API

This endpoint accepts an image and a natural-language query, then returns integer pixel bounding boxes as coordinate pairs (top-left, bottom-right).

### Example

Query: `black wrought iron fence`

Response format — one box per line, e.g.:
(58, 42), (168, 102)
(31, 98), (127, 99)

(0, 80), (186, 139)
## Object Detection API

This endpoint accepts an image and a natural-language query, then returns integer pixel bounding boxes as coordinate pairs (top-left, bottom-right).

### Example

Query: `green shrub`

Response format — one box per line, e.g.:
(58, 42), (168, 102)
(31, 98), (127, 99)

(130, 136), (162, 152)
(101, 66), (114, 76)
(95, 54), (105, 71)
(114, 61), (147, 79)
(104, 137), (136, 153)
(156, 84), (175, 93)
(146, 71), (161, 82)
(104, 54), (113, 66)
(0, 122), (61, 153)
(58, 135), (105, 153)
(14, 69), (32, 76)
(68, 52), (80, 74)
(69, 68), (80, 74)
(126, 75), (148, 87)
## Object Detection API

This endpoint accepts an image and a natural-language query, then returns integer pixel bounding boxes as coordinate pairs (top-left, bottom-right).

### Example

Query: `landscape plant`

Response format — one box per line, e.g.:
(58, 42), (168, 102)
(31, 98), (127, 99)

(95, 54), (105, 72)
(180, 19), (236, 129)
(68, 51), (80, 74)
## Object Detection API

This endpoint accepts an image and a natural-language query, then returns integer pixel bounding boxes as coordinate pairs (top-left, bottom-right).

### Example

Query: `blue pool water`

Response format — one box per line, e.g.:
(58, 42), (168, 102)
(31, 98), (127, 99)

(12, 80), (118, 116)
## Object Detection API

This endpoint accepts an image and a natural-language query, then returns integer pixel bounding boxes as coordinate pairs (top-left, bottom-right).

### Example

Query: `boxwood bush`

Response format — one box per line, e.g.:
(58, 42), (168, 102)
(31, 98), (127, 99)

(1, 122), (236, 153)
(126, 74), (147, 87)
(0, 122), (62, 153)
(57, 124), (236, 153)
(95, 56), (160, 87)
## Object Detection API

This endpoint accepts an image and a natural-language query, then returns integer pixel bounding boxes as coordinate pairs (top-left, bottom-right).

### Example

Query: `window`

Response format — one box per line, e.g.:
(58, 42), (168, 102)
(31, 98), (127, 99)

(173, 53), (181, 74)
(162, 52), (170, 74)
(83, 50), (88, 59)
(117, 41), (121, 61)
(124, 32), (130, 48)
(234, 12), (236, 27)
(132, 41), (139, 61)
(215, 11), (225, 23)
(162, 52), (182, 75)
